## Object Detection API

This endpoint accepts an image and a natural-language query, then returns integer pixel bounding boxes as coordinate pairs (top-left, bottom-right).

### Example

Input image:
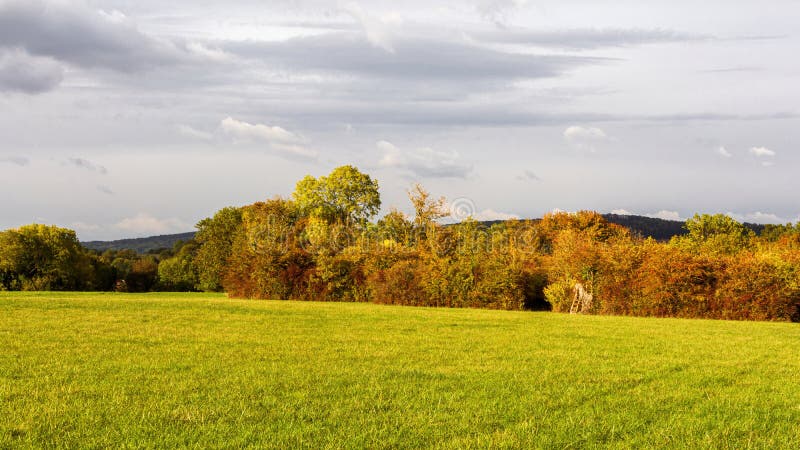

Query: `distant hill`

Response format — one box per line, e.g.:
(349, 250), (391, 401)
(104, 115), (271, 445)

(603, 214), (765, 241)
(481, 214), (766, 242)
(82, 232), (196, 254)
(603, 214), (687, 241)
(81, 214), (769, 254)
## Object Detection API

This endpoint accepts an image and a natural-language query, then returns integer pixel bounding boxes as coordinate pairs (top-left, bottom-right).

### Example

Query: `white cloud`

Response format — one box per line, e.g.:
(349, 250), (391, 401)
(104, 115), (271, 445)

(472, 208), (520, 221)
(717, 146), (732, 158)
(646, 210), (682, 221)
(220, 117), (317, 159)
(378, 140), (473, 178)
(177, 124), (214, 141)
(749, 146), (775, 157)
(726, 211), (787, 224)
(220, 117), (302, 144)
(476, 0), (530, 26)
(186, 42), (232, 62)
(71, 221), (101, 232)
(341, 2), (400, 53)
(563, 126), (609, 152)
(609, 209), (681, 220)
(115, 213), (190, 235)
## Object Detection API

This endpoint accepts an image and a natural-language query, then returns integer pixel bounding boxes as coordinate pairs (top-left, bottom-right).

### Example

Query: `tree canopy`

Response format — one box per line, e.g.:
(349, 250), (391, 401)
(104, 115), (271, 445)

(293, 165), (380, 225)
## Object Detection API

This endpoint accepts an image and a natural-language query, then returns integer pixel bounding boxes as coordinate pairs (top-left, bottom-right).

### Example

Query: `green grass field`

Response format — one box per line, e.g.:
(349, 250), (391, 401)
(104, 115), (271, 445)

(1, 293), (799, 448)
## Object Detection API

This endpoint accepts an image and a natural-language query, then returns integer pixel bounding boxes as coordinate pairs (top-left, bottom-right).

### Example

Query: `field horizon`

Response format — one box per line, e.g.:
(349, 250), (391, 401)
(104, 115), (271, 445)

(2, 292), (799, 448)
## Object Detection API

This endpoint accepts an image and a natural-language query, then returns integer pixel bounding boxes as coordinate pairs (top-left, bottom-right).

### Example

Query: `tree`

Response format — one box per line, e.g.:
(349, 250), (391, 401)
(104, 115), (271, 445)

(0, 224), (95, 291)
(194, 207), (243, 292)
(407, 184), (449, 227)
(293, 165), (381, 225)
(126, 257), (159, 292)
(158, 241), (199, 291)
(673, 214), (753, 255)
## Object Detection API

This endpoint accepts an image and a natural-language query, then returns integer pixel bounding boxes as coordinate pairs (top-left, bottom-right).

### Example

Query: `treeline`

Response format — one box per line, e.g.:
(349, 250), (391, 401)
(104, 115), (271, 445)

(2, 165), (800, 322)
(0, 224), (196, 292)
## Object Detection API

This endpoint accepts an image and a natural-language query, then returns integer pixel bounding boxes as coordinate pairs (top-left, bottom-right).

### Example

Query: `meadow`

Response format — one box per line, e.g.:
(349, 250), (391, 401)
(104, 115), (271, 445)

(1, 292), (799, 448)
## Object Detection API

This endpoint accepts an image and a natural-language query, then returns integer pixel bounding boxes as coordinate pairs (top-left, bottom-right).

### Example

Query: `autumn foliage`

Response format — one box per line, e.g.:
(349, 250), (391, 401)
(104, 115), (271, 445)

(183, 166), (798, 322)
(3, 165), (799, 322)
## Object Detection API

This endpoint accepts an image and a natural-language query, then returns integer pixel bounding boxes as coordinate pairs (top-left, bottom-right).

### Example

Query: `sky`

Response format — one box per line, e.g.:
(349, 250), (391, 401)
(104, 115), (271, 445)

(1, 0), (798, 240)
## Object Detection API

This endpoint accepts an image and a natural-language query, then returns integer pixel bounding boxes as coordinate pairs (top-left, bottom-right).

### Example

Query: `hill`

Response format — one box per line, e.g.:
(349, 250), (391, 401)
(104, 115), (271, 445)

(80, 214), (769, 253)
(602, 214), (765, 240)
(82, 231), (196, 253)
(481, 214), (765, 241)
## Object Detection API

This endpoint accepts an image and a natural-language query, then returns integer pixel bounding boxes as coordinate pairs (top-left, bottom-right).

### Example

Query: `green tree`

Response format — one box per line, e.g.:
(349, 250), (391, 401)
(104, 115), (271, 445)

(0, 224), (95, 290)
(194, 207), (243, 292)
(673, 214), (754, 255)
(293, 165), (381, 225)
(158, 241), (199, 291)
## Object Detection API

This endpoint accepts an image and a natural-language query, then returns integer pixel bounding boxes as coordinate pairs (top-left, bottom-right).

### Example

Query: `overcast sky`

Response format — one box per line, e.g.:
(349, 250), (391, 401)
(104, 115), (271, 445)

(1, 0), (798, 240)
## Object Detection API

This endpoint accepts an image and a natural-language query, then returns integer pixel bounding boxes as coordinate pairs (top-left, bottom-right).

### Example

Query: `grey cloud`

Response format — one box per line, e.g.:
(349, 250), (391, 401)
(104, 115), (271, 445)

(516, 170), (541, 182)
(239, 99), (797, 128)
(474, 28), (709, 50)
(0, 48), (64, 93)
(223, 32), (606, 82)
(0, 0), (192, 72)
(0, 155), (30, 166)
(67, 157), (108, 174)
(96, 185), (114, 195)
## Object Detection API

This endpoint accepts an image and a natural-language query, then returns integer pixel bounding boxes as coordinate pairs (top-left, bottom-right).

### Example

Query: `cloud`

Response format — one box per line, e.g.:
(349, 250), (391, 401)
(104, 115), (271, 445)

(185, 42), (232, 62)
(377, 140), (473, 178)
(476, 0), (529, 26)
(472, 208), (520, 221)
(612, 209), (682, 221)
(220, 117), (317, 159)
(726, 211), (787, 224)
(114, 213), (190, 235)
(340, 2), (399, 53)
(70, 221), (100, 233)
(66, 157), (108, 174)
(222, 33), (604, 84)
(177, 124), (214, 141)
(0, 48), (63, 93)
(646, 210), (682, 221)
(476, 28), (708, 49)
(563, 126), (608, 152)
(700, 66), (762, 74)
(0, 155), (30, 166)
(749, 146), (775, 157)
(96, 185), (114, 195)
(717, 146), (732, 158)
(0, 0), (207, 74)
(516, 170), (541, 182)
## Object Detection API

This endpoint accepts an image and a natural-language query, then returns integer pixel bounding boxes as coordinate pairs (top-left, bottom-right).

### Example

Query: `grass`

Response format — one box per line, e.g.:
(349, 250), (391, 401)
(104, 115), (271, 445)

(1, 292), (799, 449)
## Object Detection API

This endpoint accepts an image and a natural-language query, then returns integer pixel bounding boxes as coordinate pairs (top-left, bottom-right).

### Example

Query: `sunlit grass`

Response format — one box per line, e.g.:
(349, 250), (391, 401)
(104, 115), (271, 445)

(1, 292), (799, 448)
